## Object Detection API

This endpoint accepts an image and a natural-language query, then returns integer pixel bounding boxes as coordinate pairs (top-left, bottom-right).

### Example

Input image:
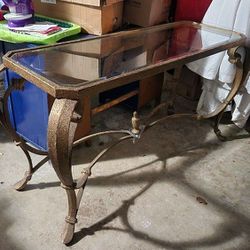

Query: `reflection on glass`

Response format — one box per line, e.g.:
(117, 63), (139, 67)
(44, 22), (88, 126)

(11, 23), (240, 87)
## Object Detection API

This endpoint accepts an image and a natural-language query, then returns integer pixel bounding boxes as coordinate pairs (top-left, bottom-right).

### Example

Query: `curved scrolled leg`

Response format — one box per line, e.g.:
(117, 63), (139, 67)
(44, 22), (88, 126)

(200, 47), (244, 140)
(48, 98), (79, 244)
(48, 100), (144, 244)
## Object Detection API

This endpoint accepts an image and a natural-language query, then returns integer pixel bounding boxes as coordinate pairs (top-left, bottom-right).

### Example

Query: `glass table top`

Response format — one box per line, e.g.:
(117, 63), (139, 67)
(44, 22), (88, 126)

(4, 21), (245, 96)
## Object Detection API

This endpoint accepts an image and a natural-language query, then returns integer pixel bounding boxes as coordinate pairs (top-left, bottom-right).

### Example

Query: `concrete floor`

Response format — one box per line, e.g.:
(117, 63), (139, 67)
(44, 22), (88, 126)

(0, 97), (250, 250)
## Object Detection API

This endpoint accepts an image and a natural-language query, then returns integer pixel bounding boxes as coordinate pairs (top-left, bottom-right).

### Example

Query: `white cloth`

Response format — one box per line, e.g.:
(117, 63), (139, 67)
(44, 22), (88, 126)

(187, 0), (250, 128)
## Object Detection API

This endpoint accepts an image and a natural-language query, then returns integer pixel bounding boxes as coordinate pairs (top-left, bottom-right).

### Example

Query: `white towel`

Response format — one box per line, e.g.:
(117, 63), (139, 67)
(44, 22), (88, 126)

(187, 0), (250, 128)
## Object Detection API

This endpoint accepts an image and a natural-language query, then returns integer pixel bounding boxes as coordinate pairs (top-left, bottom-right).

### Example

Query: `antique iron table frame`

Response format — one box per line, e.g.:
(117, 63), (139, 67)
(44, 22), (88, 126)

(0, 21), (246, 244)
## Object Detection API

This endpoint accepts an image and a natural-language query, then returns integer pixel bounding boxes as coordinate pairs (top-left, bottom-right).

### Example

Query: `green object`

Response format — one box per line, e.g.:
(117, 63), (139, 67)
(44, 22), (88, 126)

(0, 15), (81, 45)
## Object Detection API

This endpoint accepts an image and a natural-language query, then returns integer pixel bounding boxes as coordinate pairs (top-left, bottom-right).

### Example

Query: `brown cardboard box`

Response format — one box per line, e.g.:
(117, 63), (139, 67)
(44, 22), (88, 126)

(115, 49), (148, 73)
(44, 48), (123, 81)
(57, 36), (122, 57)
(34, 0), (124, 35)
(123, 0), (171, 27)
(61, 0), (121, 7)
(144, 30), (169, 51)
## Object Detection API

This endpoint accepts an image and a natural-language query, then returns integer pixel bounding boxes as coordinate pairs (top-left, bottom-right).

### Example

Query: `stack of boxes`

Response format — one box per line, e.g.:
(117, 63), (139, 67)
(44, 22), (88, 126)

(34, 0), (171, 35)
(123, 0), (172, 27)
(121, 0), (172, 108)
(32, 0), (173, 140)
(1, 1), (205, 151)
(34, 0), (124, 35)
(34, 0), (173, 109)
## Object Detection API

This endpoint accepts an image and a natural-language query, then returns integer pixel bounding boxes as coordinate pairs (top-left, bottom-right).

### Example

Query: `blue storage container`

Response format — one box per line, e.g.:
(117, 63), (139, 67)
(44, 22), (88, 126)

(3, 42), (49, 151)
(2, 34), (94, 151)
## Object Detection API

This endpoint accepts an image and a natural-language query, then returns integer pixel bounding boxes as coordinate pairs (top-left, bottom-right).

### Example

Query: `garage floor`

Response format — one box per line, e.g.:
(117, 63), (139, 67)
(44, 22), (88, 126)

(0, 96), (250, 250)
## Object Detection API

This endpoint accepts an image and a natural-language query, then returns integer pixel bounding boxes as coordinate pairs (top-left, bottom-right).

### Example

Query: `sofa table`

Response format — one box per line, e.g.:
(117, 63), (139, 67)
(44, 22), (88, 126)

(0, 21), (246, 244)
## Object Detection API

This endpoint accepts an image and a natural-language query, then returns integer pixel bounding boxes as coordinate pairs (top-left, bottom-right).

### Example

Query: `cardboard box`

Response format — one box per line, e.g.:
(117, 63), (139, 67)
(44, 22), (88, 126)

(123, 0), (171, 27)
(34, 0), (124, 35)
(115, 47), (148, 73)
(58, 36), (122, 57)
(60, 0), (121, 7)
(144, 30), (169, 50)
(44, 48), (123, 81)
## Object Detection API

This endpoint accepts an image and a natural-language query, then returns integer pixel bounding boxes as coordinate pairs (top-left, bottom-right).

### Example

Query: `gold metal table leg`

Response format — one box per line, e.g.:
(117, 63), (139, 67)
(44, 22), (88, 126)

(47, 98), (138, 244)
(199, 47), (244, 140)
(48, 98), (79, 244)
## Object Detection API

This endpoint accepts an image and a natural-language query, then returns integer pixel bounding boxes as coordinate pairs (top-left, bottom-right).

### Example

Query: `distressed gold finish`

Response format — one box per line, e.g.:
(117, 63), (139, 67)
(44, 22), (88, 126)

(0, 22), (247, 244)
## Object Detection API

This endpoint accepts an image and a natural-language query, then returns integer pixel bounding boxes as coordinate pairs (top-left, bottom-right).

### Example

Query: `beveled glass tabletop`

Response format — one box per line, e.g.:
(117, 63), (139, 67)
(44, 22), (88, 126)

(3, 21), (245, 98)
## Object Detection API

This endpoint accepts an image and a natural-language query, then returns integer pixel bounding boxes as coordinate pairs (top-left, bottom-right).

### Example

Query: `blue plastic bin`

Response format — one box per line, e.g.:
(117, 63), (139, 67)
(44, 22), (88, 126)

(3, 42), (49, 151)
(3, 34), (94, 151)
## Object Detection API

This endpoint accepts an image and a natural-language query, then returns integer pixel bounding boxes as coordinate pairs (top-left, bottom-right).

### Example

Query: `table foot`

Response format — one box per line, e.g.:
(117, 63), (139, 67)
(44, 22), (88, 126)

(62, 222), (75, 245)
(60, 182), (90, 244)
(212, 112), (227, 142)
(13, 147), (49, 191)
(14, 171), (32, 191)
(61, 188), (78, 244)
(12, 146), (33, 191)
(214, 129), (227, 142)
